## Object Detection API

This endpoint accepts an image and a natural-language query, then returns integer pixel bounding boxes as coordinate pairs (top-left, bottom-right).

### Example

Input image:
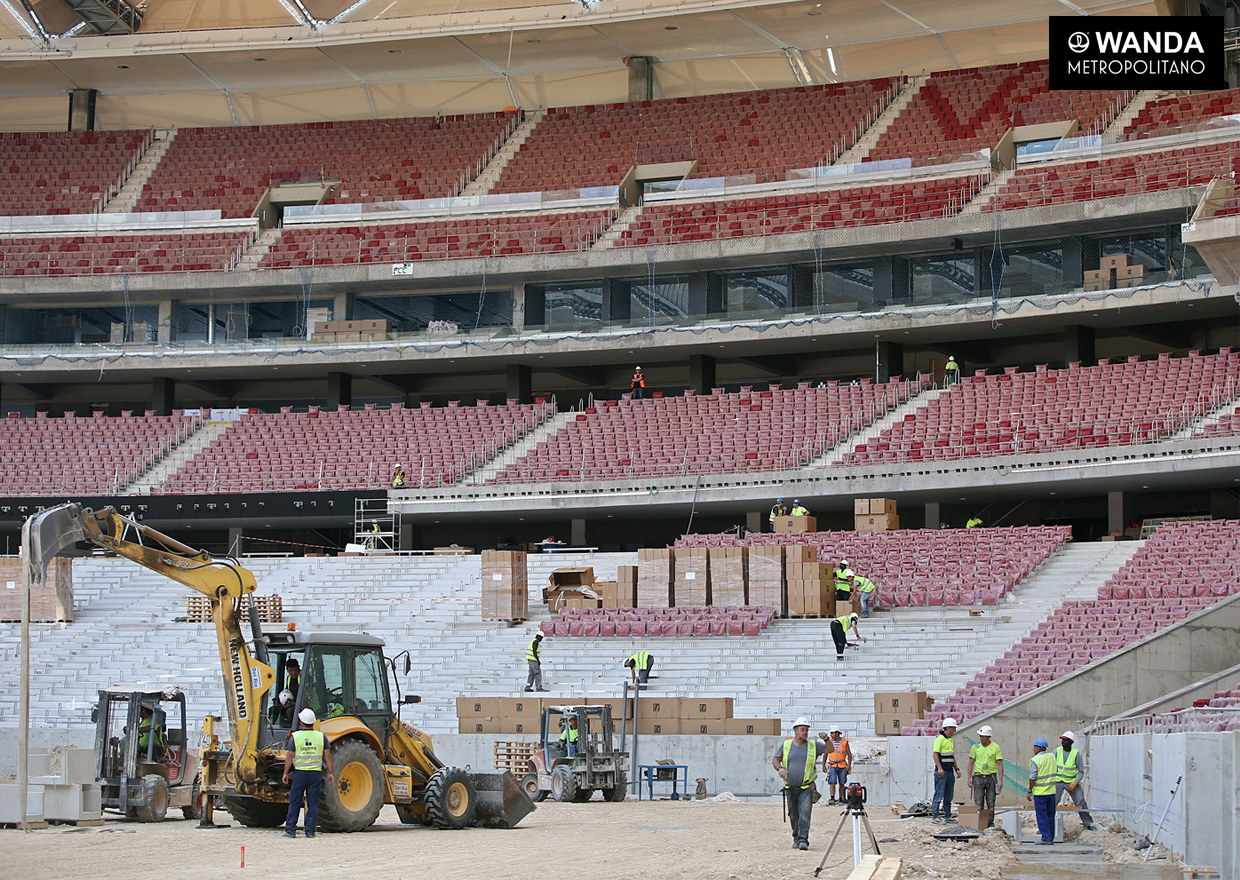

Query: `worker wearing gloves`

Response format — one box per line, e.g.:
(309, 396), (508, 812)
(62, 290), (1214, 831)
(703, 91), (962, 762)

(1055, 731), (1096, 830)
(772, 717), (827, 850)
(282, 708), (335, 839)
(1027, 737), (1058, 844)
(624, 650), (654, 687)
(931, 718), (960, 824)
(852, 573), (878, 617)
(966, 724), (1003, 827)
(829, 612), (861, 660)
(833, 559), (854, 603)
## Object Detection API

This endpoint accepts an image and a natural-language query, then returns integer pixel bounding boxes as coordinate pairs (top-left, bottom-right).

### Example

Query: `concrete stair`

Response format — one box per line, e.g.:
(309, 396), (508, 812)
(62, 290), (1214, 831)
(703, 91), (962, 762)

(811, 386), (948, 467)
(461, 407), (575, 485)
(833, 75), (925, 166)
(959, 168), (1014, 215)
(591, 206), (642, 251)
(123, 419), (235, 494)
(103, 129), (177, 214)
(459, 109), (547, 198)
(1168, 395), (1240, 441)
(1100, 90), (1173, 145)
(235, 228), (282, 271)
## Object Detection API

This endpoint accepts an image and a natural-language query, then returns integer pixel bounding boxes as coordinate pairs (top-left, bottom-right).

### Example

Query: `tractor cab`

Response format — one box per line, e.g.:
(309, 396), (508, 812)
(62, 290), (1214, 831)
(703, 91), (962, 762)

(92, 686), (201, 821)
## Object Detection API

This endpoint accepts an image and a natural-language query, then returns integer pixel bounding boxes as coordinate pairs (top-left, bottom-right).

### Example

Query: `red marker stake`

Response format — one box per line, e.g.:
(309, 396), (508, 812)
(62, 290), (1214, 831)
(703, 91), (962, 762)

(240, 845), (245, 868)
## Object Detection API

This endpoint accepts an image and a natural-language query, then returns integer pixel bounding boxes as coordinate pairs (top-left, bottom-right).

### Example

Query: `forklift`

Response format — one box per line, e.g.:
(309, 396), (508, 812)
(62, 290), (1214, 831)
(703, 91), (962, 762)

(520, 704), (628, 803)
(93, 686), (202, 821)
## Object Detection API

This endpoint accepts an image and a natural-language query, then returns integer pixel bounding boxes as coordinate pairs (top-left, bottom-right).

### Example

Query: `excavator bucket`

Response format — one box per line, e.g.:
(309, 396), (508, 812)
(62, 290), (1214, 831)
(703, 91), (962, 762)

(469, 770), (535, 828)
(23, 503), (91, 586)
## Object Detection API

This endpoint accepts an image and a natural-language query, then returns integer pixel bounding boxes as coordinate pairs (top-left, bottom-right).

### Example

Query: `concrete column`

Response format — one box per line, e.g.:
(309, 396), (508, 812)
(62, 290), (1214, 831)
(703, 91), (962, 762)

(877, 341), (904, 382)
(571, 518), (586, 547)
(152, 376), (174, 416)
(525, 286), (546, 327)
(925, 501), (942, 529)
(399, 521), (414, 552)
(1064, 324), (1096, 366)
(746, 511), (761, 534)
(602, 279), (632, 323)
(327, 371), (353, 409)
(507, 364), (532, 405)
(1107, 490), (1130, 536)
(333, 292), (355, 322)
(157, 299), (178, 344)
(789, 264), (815, 310)
(67, 89), (97, 132)
(511, 283), (526, 331)
(228, 527), (243, 556)
(873, 256), (909, 306)
(687, 272), (725, 316)
(1062, 237), (1099, 289)
(626, 56), (654, 103)
(688, 354), (717, 395)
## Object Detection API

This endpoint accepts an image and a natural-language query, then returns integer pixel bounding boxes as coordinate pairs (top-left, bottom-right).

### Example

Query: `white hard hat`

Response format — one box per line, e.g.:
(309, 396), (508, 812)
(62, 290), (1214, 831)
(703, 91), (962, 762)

(850, 613), (859, 620)
(635, 365), (642, 370)
(841, 559), (849, 565)
(278, 689), (294, 706)
(829, 725), (842, 733)
(299, 708), (317, 725)
(977, 725), (993, 736)
(1060, 730), (1075, 741)
(792, 717), (811, 729)
(942, 717), (958, 728)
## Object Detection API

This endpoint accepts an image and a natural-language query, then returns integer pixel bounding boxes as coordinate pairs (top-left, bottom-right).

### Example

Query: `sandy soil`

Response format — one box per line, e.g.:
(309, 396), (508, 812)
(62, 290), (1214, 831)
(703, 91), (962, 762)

(4, 799), (1173, 880)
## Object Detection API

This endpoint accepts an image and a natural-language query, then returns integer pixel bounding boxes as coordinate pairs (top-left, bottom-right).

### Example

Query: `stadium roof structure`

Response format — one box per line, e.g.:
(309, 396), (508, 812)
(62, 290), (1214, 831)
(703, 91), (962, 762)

(0, 0), (1159, 128)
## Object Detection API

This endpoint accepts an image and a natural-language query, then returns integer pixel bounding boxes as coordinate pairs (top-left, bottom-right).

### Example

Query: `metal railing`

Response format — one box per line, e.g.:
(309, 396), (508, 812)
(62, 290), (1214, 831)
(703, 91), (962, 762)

(101, 128), (155, 213)
(1089, 706), (1240, 737)
(0, 231), (256, 277)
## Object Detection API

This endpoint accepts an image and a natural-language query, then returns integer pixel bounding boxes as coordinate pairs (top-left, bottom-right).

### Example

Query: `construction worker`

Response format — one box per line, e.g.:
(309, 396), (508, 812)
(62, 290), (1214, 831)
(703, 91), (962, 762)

(772, 717), (827, 850)
(391, 464), (405, 488)
(829, 612), (861, 661)
(966, 724), (1003, 828)
(966, 515), (983, 528)
(852, 573), (878, 617)
(524, 633), (547, 692)
(769, 498), (789, 530)
(931, 717), (960, 824)
(833, 559), (854, 604)
(559, 715), (580, 757)
(1027, 737), (1058, 844)
(282, 708), (335, 839)
(944, 356), (960, 386)
(137, 705), (166, 759)
(1054, 731), (1096, 830)
(630, 366), (645, 400)
(365, 520), (382, 550)
(284, 657), (301, 700)
(790, 499), (810, 517)
(624, 650), (654, 687)
(820, 726), (852, 804)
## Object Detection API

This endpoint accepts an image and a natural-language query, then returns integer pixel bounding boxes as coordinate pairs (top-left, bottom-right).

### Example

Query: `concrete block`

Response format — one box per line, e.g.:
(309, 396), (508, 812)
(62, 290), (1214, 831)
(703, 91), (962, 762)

(0, 784), (45, 823)
(25, 751), (51, 778)
(42, 783), (102, 821)
(886, 735), (934, 803)
(57, 747), (96, 785)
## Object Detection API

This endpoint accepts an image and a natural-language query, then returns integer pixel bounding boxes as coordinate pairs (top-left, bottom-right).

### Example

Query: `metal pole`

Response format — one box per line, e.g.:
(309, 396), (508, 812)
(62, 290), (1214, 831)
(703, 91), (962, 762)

(1143, 774), (1182, 862)
(18, 516), (30, 830)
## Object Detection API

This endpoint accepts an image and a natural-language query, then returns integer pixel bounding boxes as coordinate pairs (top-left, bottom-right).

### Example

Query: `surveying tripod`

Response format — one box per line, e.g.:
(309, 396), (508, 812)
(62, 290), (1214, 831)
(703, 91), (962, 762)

(814, 782), (881, 876)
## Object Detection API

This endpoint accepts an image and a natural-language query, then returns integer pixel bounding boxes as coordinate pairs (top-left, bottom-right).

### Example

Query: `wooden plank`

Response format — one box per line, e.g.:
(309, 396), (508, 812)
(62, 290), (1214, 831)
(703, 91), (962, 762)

(872, 858), (903, 880)
(844, 854), (883, 880)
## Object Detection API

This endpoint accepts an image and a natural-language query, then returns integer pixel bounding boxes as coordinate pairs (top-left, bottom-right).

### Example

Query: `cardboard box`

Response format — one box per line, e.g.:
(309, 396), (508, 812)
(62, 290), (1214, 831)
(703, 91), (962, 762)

(549, 568), (595, 588)
(872, 691), (927, 716)
(874, 713), (908, 736)
(867, 498), (898, 516)
(724, 718), (782, 736)
(708, 546), (748, 607)
(747, 545), (785, 613)
(853, 499), (869, 515)
(681, 697), (734, 719)
(774, 515), (817, 534)
(786, 545), (817, 563)
(636, 718), (681, 736)
(457, 697), (502, 717)
(835, 599), (855, 618)
(638, 698), (681, 719)
(459, 717), (502, 734)
(637, 548), (674, 607)
(855, 514), (899, 532)
(617, 564), (638, 584)
(499, 697), (542, 718)
(673, 547), (710, 606)
(957, 805), (994, 831)
(683, 720), (728, 735)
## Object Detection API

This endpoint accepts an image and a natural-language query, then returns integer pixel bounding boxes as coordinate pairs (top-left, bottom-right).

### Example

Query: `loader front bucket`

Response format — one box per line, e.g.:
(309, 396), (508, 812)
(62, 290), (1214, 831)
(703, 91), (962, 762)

(469, 770), (535, 828)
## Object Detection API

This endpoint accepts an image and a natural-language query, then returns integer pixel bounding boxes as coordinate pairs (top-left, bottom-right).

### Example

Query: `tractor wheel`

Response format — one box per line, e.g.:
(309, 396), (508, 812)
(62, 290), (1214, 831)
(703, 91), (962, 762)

(572, 787), (594, 803)
(223, 795), (286, 827)
(181, 773), (203, 820)
(135, 775), (169, 822)
(425, 767), (477, 830)
(319, 740), (385, 833)
(520, 771), (548, 803)
(551, 765), (579, 803)
(604, 769), (628, 802)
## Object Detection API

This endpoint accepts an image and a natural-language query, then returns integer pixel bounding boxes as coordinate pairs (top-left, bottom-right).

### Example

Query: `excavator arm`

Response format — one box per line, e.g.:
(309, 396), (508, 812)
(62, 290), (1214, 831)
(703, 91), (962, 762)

(23, 503), (275, 786)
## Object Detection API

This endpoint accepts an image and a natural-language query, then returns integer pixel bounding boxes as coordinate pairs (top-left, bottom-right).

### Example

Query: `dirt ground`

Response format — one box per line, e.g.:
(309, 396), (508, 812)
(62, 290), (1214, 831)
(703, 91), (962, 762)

(4, 799), (1173, 880)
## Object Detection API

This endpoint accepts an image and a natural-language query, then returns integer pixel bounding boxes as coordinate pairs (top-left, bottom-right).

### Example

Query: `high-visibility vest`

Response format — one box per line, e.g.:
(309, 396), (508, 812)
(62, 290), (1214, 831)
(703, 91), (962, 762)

(628, 651), (652, 671)
(292, 729), (327, 772)
(966, 517), (982, 528)
(791, 505), (808, 517)
(560, 726), (579, 745)
(853, 575), (876, 594)
(945, 359), (959, 373)
(138, 719), (165, 750)
(1030, 751), (1057, 796)
(1055, 746), (1081, 783)
(835, 567), (853, 590)
(769, 505), (784, 523)
(632, 372), (645, 388)
(781, 738), (818, 787)
(834, 614), (854, 632)
(526, 637), (541, 661)
(827, 738), (849, 768)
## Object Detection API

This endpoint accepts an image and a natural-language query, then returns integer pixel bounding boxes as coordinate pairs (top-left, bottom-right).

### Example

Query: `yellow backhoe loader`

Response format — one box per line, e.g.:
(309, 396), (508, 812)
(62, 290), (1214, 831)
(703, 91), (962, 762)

(23, 502), (533, 832)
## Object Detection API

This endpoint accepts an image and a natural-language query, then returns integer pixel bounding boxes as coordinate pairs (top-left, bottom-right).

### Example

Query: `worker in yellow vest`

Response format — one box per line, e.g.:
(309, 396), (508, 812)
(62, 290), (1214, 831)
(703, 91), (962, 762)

(624, 650), (654, 687)
(790, 499), (809, 516)
(772, 717), (828, 850)
(769, 498), (789, 530)
(1026, 737), (1058, 844)
(966, 724), (1003, 827)
(931, 717), (959, 823)
(524, 633), (547, 692)
(829, 611), (861, 661)
(281, 708), (335, 838)
(820, 725), (853, 804)
(1055, 731), (1096, 830)
(833, 559), (854, 604)
(559, 715), (580, 757)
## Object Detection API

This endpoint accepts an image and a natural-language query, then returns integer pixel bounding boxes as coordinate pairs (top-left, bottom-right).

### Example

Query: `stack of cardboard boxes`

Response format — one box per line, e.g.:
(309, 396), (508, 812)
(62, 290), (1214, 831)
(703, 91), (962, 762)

(0, 557), (73, 623)
(855, 497), (899, 531)
(309, 318), (390, 343)
(785, 548), (835, 617)
(872, 690), (933, 736)
(772, 515), (817, 533)
(672, 548), (709, 606)
(544, 568), (600, 612)
(459, 695), (780, 736)
(637, 548), (674, 607)
(708, 547), (748, 605)
(594, 565), (638, 609)
(481, 550), (528, 622)
(1084, 254), (1145, 291)
(747, 545), (786, 614)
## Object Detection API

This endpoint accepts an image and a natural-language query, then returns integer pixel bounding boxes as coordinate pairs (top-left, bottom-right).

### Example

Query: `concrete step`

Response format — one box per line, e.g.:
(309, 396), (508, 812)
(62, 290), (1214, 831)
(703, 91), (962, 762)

(103, 130), (175, 214)
(833, 75), (924, 165)
(459, 109), (546, 198)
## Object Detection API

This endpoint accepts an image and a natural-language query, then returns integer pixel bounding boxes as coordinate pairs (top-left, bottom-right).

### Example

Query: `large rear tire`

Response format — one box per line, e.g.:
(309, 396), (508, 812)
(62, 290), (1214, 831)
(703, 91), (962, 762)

(425, 767), (477, 829)
(319, 740), (385, 833)
(572, 787), (594, 803)
(520, 771), (548, 803)
(604, 769), (628, 802)
(551, 765), (579, 803)
(135, 774), (169, 822)
(223, 795), (286, 828)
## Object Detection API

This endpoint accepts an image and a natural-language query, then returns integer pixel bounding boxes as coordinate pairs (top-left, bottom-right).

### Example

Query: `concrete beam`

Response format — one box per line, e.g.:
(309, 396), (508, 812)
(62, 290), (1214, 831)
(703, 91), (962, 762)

(10, 383), (55, 401)
(728, 354), (795, 376)
(151, 376), (174, 416)
(506, 364), (532, 405)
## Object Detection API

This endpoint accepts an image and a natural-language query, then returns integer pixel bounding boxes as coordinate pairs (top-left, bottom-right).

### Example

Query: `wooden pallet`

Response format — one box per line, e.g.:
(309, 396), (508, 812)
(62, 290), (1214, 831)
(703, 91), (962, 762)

(0, 820), (49, 829)
(493, 741), (539, 774)
(47, 817), (105, 827)
(187, 595), (282, 623)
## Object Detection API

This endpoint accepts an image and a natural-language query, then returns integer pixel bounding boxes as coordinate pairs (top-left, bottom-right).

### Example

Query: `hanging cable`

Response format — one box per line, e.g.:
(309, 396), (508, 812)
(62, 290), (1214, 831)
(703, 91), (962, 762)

(473, 256), (489, 332)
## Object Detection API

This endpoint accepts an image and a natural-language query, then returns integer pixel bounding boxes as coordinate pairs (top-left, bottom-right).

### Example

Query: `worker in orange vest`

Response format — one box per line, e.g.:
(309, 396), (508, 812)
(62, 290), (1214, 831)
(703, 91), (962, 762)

(819, 725), (853, 804)
(630, 366), (646, 400)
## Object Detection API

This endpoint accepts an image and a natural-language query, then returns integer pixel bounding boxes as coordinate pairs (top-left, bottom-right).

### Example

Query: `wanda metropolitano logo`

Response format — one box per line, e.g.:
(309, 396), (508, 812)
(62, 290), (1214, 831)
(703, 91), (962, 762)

(1049, 16), (1223, 89)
